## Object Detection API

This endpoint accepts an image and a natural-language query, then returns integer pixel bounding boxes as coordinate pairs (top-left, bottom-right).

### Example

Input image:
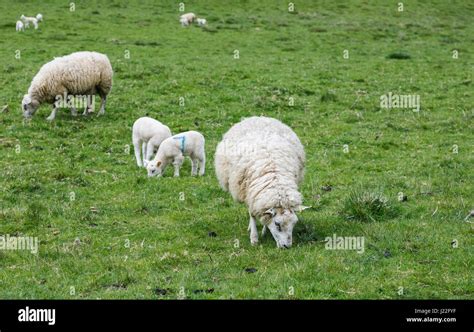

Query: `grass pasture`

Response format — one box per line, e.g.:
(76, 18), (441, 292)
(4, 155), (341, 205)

(0, 0), (472, 299)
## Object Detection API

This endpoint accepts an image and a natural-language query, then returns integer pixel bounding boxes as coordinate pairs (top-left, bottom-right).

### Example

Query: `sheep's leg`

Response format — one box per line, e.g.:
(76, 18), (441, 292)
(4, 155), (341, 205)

(70, 106), (78, 117)
(145, 142), (155, 165)
(173, 155), (184, 177)
(98, 95), (107, 116)
(133, 139), (143, 167)
(46, 106), (57, 121)
(191, 158), (198, 176)
(261, 225), (267, 237)
(141, 142), (147, 165)
(83, 95), (93, 115)
(198, 154), (205, 176)
(248, 212), (258, 245)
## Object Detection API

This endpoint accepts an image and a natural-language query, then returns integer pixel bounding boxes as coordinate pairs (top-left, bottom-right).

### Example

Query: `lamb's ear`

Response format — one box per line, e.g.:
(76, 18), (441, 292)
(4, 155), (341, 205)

(295, 205), (311, 212)
(264, 208), (276, 217)
(156, 161), (162, 167)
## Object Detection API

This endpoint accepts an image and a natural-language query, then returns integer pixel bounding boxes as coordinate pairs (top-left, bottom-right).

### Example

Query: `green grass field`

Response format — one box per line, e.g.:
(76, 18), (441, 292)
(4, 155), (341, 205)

(0, 0), (472, 299)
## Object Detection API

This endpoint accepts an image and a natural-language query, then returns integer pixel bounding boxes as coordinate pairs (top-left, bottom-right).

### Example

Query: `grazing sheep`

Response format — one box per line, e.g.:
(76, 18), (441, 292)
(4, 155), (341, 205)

(179, 12), (196, 26)
(22, 51), (113, 121)
(196, 18), (207, 26)
(20, 15), (38, 29)
(146, 131), (205, 177)
(215, 116), (309, 248)
(16, 20), (24, 32)
(36, 14), (43, 22)
(132, 117), (172, 167)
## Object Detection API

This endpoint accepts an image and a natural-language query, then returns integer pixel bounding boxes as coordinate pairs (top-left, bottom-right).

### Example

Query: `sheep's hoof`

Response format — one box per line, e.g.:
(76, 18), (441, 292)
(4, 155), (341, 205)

(250, 238), (259, 246)
(46, 116), (55, 121)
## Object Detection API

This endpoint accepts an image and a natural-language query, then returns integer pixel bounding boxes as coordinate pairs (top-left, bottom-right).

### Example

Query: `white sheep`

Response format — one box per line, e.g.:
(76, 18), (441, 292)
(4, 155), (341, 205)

(146, 131), (205, 177)
(16, 20), (24, 32)
(196, 18), (207, 26)
(22, 51), (113, 121)
(20, 15), (38, 29)
(36, 14), (43, 22)
(179, 12), (196, 26)
(215, 116), (309, 248)
(132, 117), (172, 167)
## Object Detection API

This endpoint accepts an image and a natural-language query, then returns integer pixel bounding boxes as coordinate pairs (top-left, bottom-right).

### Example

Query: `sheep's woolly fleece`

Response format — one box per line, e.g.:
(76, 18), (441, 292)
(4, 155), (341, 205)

(26, 51), (113, 104)
(215, 116), (305, 218)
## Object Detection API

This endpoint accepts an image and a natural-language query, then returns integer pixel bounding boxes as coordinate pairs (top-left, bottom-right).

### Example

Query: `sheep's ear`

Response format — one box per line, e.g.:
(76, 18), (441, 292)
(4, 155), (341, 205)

(295, 205), (311, 212)
(264, 208), (276, 217)
(23, 95), (31, 104)
(156, 161), (162, 167)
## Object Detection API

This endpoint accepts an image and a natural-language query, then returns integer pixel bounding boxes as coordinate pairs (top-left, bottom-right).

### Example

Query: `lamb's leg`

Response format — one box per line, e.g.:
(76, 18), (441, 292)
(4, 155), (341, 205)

(145, 142), (155, 165)
(191, 158), (198, 176)
(248, 212), (258, 245)
(98, 94), (107, 116)
(173, 155), (184, 177)
(141, 142), (147, 165)
(133, 138), (143, 167)
(198, 154), (205, 176)
(70, 106), (78, 117)
(46, 106), (58, 121)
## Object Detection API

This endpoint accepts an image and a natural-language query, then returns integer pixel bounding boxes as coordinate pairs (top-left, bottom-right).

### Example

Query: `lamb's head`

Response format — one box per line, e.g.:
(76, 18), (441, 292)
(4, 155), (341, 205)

(146, 160), (164, 177)
(262, 206), (310, 248)
(22, 94), (40, 118)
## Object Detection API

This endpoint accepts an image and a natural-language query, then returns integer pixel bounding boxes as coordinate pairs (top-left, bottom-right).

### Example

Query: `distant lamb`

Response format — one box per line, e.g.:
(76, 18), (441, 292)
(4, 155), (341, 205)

(179, 12), (196, 26)
(20, 15), (38, 29)
(16, 21), (24, 32)
(196, 18), (207, 26)
(22, 51), (113, 121)
(132, 117), (172, 167)
(215, 116), (309, 248)
(147, 131), (205, 177)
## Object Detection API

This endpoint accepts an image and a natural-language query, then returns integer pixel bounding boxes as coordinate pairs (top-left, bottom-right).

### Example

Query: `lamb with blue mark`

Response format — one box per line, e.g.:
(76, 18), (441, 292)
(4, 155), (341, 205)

(146, 131), (205, 177)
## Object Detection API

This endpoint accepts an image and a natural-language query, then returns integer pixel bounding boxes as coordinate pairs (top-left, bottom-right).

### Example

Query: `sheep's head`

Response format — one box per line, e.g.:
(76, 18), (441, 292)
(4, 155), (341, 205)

(146, 160), (163, 177)
(262, 206), (310, 248)
(22, 94), (39, 118)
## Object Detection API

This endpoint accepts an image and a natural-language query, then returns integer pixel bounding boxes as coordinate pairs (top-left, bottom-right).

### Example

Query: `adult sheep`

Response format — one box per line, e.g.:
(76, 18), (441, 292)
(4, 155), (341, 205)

(22, 51), (113, 121)
(215, 116), (309, 248)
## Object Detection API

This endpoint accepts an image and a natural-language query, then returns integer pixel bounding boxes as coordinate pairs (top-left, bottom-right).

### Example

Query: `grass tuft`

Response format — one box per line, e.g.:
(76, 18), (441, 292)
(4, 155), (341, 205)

(342, 188), (396, 222)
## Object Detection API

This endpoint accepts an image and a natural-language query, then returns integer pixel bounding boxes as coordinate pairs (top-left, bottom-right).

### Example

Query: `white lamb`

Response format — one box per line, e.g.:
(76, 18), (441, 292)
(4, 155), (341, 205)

(215, 116), (309, 248)
(196, 18), (207, 26)
(16, 21), (24, 32)
(179, 12), (196, 26)
(132, 117), (172, 167)
(146, 131), (205, 177)
(20, 15), (38, 29)
(22, 51), (113, 121)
